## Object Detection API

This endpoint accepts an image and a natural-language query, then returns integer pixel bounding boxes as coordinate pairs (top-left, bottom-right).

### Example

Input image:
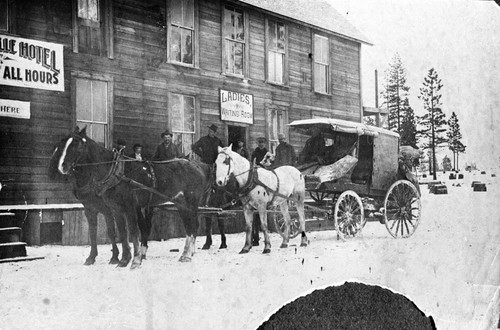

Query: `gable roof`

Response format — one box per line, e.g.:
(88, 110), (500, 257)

(237, 0), (372, 45)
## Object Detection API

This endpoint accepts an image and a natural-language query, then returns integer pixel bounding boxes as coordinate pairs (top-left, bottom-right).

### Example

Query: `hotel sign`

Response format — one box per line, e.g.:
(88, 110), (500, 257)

(220, 89), (253, 124)
(0, 99), (30, 119)
(0, 34), (64, 91)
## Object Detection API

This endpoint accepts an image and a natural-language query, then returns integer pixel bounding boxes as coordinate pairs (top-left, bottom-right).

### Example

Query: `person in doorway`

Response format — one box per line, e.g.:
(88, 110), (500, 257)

(251, 137), (269, 168)
(235, 140), (249, 160)
(191, 124), (224, 165)
(273, 133), (296, 167)
(131, 143), (145, 161)
(153, 131), (181, 161)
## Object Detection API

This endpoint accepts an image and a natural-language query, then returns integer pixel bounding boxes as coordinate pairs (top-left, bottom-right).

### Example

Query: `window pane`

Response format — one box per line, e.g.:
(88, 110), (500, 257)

(91, 123), (106, 146)
(314, 64), (324, 93)
(268, 51), (276, 82)
(0, 0), (8, 31)
(78, 0), (99, 22)
(184, 96), (195, 131)
(76, 79), (92, 121)
(183, 0), (194, 28)
(268, 22), (276, 49)
(171, 94), (183, 131)
(275, 53), (283, 84)
(277, 23), (285, 51)
(233, 42), (244, 75)
(92, 80), (107, 122)
(224, 9), (234, 39)
(321, 38), (329, 63)
(235, 11), (244, 41)
(171, 27), (182, 62)
(182, 29), (193, 64)
(171, 1), (182, 26)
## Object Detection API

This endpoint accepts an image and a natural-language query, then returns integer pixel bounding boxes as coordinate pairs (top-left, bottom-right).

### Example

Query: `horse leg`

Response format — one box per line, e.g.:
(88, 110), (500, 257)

(84, 209), (98, 265)
(202, 216), (213, 250)
(240, 206), (254, 254)
(102, 208), (120, 264)
(252, 213), (261, 246)
(137, 206), (152, 260)
(177, 195), (199, 262)
(258, 208), (271, 254)
(124, 205), (142, 270)
(217, 216), (227, 249)
(296, 197), (308, 247)
(279, 202), (291, 248)
(115, 212), (131, 267)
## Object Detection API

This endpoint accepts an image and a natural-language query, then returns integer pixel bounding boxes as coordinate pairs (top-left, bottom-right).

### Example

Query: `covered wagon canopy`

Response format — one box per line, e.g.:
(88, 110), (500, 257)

(288, 118), (400, 138)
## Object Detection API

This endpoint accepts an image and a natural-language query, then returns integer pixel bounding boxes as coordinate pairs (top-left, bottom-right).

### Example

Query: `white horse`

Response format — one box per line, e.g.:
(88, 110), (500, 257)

(215, 146), (308, 254)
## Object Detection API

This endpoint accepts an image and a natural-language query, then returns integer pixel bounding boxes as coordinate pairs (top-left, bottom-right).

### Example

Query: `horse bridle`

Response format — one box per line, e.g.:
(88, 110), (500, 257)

(64, 134), (88, 173)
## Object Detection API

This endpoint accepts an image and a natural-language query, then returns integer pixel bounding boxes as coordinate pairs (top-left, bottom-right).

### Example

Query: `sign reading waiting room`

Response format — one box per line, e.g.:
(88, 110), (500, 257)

(220, 89), (253, 124)
(0, 34), (64, 91)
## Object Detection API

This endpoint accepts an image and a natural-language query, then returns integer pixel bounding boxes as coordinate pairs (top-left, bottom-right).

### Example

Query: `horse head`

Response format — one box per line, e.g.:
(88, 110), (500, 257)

(56, 127), (90, 175)
(215, 145), (235, 187)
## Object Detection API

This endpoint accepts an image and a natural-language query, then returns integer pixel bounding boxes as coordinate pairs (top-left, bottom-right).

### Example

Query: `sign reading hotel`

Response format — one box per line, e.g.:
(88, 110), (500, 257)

(0, 34), (64, 91)
(220, 89), (253, 124)
(0, 99), (30, 119)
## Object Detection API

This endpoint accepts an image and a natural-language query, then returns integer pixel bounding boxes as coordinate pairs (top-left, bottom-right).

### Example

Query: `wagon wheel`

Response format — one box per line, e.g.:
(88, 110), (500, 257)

(384, 180), (421, 239)
(334, 190), (365, 237)
(271, 202), (301, 239)
(309, 190), (329, 202)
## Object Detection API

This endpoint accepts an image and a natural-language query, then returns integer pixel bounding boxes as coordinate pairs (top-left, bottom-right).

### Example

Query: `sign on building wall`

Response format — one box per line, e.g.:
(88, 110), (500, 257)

(220, 89), (253, 124)
(0, 34), (64, 91)
(0, 99), (30, 119)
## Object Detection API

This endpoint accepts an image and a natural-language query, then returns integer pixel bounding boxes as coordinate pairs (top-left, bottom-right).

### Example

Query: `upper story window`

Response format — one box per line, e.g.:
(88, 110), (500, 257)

(314, 34), (329, 94)
(75, 77), (111, 147)
(73, 0), (113, 58)
(0, 0), (10, 32)
(169, 0), (195, 66)
(266, 20), (287, 85)
(223, 6), (246, 76)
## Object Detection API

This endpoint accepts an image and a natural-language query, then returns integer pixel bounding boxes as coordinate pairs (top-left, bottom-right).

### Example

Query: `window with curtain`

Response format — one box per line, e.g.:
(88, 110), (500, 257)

(314, 34), (329, 94)
(267, 20), (286, 84)
(170, 93), (196, 155)
(170, 0), (194, 65)
(75, 78), (109, 147)
(73, 0), (113, 57)
(223, 6), (245, 76)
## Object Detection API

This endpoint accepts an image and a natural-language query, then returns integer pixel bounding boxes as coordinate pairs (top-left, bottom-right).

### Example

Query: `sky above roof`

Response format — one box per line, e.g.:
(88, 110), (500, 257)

(328, 0), (500, 169)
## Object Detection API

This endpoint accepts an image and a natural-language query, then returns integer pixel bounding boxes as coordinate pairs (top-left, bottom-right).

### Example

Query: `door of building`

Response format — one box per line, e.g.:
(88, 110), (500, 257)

(227, 125), (246, 151)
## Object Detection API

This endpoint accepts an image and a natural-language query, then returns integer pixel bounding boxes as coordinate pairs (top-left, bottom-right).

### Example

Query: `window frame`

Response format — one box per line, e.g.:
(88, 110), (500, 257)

(266, 107), (289, 154)
(166, 0), (199, 67)
(168, 92), (199, 156)
(0, 0), (15, 33)
(265, 19), (288, 86)
(71, 72), (114, 148)
(72, 0), (114, 58)
(221, 5), (249, 78)
(313, 33), (330, 95)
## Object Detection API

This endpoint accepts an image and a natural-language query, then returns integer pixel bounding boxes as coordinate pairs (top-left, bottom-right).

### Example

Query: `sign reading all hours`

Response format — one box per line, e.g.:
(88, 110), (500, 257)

(220, 89), (253, 124)
(0, 34), (64, 91)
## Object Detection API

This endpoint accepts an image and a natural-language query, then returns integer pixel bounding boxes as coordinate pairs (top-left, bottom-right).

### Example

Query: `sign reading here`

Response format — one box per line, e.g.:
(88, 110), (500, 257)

(220, 89), (253, 124)
(0, 99), (30, 119)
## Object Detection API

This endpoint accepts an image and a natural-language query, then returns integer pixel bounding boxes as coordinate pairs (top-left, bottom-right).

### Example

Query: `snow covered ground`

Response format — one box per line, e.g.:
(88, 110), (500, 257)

(1, 171), (499, 330)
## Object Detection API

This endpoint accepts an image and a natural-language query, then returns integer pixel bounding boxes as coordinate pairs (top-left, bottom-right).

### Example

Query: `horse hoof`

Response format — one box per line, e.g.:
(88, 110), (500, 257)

(109, 257), (120, 265)
(280, 244), (288, 249)
(252, 241), (259, 247)
(84, 258), (95, 266)
(239, 249), (250, 254)
(130, 262), (141, 270)
(219, 243), (227, 249)
(179, 256), (192, 262)
(263, 248), (271, 254)
(141, 254), (147, 261)
(201, 244), (210, 250)
(300, 243), (308, 247)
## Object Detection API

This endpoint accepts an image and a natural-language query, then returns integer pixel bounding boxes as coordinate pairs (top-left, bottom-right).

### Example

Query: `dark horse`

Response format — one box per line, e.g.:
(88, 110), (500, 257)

(49, 127), (208, 267)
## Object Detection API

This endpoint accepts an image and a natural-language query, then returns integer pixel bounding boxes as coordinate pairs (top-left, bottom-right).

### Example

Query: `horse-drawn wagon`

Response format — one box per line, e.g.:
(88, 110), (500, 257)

(271, 118), (421, 240)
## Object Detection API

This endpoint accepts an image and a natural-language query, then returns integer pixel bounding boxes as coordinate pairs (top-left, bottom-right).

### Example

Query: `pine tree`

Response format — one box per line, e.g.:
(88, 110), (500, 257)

(417, 68), (447, 180)
(447, 112), (466, 170)
(381, 53), (412, 134)
(400, 104), (418, 147)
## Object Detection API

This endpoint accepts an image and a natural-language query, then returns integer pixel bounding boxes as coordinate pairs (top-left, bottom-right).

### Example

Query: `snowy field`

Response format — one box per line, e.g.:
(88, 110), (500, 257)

(1, 171), (499, 330)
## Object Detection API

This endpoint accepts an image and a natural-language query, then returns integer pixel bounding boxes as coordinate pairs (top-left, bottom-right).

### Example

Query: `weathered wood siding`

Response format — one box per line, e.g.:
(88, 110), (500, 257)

(1, 0), (362, 244)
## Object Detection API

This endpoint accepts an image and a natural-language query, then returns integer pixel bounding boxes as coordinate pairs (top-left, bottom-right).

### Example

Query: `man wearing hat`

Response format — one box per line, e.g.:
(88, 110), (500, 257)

(191, 124), (224, 165)
(251, 137), (268, 167)
(153, 130), (181, 161)
(273, 133), (296, 167)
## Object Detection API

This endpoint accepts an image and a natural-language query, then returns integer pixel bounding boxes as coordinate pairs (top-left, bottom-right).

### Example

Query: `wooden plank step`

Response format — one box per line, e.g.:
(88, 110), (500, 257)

(0, 212), (16, 216)
(0, 227), (21, 231)
(0, 241), (27, 259)
(0, 242), (27, 247)
(0, 256), (45, 264)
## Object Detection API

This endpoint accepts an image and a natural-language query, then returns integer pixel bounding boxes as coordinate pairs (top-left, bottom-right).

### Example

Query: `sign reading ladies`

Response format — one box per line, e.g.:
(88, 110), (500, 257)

(220, 89), (253, 125)
(0, 34), (64, 91)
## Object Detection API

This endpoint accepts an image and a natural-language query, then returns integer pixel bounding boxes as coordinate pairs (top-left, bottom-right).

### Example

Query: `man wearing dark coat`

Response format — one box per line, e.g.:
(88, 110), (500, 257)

(251, 137), (268, 167)
(153, 131), (181, 161)
(191, 124), (224, 165)
(274, 133), (296, 167)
